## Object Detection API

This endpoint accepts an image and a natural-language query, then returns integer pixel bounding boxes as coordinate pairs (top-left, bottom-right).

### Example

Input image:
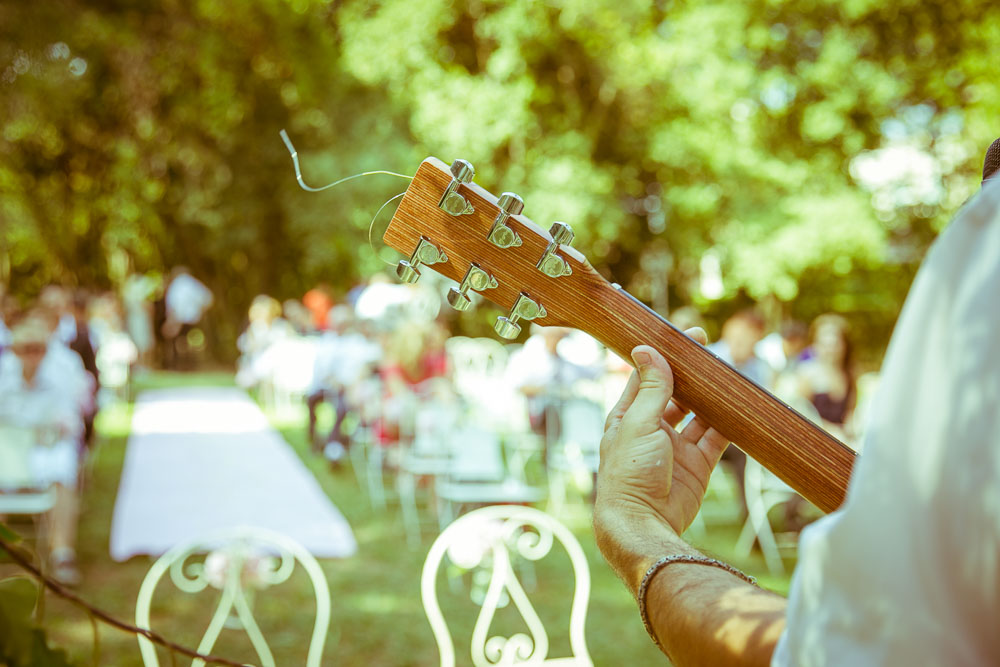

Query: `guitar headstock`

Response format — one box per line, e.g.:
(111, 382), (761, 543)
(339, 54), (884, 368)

(383, 157), (610, 339)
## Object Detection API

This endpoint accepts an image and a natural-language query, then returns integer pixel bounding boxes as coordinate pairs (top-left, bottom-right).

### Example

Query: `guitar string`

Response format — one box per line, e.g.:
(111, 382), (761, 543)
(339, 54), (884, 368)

(368, 192), (407, 266)
(279, 129), (409, 265)
(279, 129), (412, 190)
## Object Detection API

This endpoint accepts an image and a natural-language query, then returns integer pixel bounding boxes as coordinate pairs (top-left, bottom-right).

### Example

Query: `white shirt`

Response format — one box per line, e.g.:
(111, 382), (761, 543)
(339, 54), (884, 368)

(708, 340), (773, 389)
(0, 351), (85, 438)
(308, 331), (381, 392)
(165, 273), (213, 325)
(506, 334), (601, 394)
(773, 180), (1000, 665)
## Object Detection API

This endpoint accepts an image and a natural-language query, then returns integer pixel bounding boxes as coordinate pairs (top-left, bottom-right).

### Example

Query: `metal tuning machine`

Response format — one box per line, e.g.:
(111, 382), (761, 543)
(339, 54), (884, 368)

(536, 221), (574, 278)
(438, 159), (476, 216)
(396, 237), (447, 284)
(447, 263), (498, 311)
(487, 192), (524, 249)
(494, 293), (547, 340)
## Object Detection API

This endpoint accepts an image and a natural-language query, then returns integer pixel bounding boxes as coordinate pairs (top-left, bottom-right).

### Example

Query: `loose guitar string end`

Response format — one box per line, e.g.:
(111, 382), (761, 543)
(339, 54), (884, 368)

(278, 129), (412, 193)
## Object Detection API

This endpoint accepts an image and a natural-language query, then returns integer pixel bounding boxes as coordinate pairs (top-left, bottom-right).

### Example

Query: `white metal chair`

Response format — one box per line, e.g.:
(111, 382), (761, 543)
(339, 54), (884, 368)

(735, 458), (798, 574)
(0, 424), (58, 514)
(422, 505), (592, 667)
(435, 426), (547, 529)
(398, 399), (461, 545)
(545, 397), (604, 514)
(135, 526), (331, 667)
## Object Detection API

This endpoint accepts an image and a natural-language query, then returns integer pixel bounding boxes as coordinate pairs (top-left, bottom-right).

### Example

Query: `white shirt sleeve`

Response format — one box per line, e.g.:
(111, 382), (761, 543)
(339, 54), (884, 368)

(773, 180), (1000, 666)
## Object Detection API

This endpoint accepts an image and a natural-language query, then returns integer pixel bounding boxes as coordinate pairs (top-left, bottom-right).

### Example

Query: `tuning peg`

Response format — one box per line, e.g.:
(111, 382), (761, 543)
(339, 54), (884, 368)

(447, 263), (498, 311)
(438, 159), (476, 216)
(536, 221), (574, 278)
(396, 237), (448, 284)
(487, 192), (524, 249)
(494, 293), (547, 340)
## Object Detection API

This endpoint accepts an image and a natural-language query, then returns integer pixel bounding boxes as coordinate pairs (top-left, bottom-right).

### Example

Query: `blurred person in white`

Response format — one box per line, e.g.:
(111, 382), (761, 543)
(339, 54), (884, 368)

(37, 288), (100, 445)
(283, 298), (316, 335)
(88, 293), (138, 403)
(38, 285), (77, 346)
(235, 295), (290, 391)
(708, 309), (772, 388)
(506, 326), (603, 460)
(0, 314), (90, 585)
(306, 305), (382, 461)
(709, 309), (772, 506)
(162, 267), (213, 369)
(593, 170), (1000, 665)
(27, 292), (99, 438)
(121, 272), (160, 366)
(756, 320), (810, 394)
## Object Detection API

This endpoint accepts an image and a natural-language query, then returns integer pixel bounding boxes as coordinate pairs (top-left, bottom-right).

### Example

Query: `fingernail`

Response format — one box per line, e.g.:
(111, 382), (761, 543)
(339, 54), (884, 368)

(632, 349), (651, 366)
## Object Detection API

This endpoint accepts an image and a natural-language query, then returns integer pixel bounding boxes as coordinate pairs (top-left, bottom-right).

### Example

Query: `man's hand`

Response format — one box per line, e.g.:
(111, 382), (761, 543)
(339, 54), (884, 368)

(596, 331), (729, 541)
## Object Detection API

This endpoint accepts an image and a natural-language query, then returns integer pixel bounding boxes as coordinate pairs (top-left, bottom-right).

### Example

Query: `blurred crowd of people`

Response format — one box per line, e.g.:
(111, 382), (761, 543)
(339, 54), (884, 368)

(2, 260), (868, 585)
(1, 285), (109, 584)
(233, 276), (626, 473)
(233, 272), (867, 525)
(700, 308), (862, 445)
(0, 267), (213, 585)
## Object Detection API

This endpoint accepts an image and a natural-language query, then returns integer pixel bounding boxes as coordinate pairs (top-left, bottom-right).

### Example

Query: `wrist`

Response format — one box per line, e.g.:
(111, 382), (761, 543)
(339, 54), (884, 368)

(593, 502), (695, 596)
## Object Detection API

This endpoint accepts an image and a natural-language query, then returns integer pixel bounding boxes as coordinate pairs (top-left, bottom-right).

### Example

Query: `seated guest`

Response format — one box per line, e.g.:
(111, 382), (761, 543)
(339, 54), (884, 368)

(708, 309), (772, 388)
(235, 295), (290, 393)
(507, 326), (603, 459)
(306, 306), (382, 461)
(708, 309), (771, 506)
(795, 314), (856, 444)
(0, 314), (90, 584)
(162, 267), (213, 370)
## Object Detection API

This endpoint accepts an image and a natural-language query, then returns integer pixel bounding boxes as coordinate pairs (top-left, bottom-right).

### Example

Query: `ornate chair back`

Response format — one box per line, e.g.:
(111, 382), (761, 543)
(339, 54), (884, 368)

(421, 505), (593, 666)
(135, 526), (331, 667)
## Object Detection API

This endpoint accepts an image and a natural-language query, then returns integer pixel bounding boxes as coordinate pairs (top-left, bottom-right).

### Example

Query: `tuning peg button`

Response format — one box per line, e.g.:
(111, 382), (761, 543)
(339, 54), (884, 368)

(488, 192), (524, 249)
(494, 317), (522, 340)
(438, 159), (476, 216)
(396, 237), (448, 284)
(447, 264), (498, 311)
(494, 293), (546, 340)
(536, 221), (574, 278)
(548, 221), (575, 246)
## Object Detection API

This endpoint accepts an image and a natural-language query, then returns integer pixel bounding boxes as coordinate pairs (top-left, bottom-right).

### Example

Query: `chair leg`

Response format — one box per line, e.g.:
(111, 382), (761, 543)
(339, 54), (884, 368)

(398, 472), (421, 548)
(367, 446), (386, 512)
(349, 434), (368, 490)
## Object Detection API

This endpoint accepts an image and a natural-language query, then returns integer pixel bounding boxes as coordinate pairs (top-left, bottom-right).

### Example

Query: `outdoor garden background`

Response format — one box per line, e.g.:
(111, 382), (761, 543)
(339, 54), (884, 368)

(2, 0), (999, 665)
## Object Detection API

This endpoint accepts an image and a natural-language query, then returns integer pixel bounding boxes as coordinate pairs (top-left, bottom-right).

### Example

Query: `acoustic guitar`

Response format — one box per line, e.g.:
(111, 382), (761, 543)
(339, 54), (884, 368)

(383, 157), (856, 513)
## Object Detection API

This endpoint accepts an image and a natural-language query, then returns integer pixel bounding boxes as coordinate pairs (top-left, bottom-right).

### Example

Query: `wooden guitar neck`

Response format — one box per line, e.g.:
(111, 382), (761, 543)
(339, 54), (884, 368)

(582, 275), (856, 513)
(384, 157), (857, 514)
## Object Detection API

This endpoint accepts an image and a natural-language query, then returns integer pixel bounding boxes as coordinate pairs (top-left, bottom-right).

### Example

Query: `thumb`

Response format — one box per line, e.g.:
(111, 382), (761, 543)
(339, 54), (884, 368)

(622, 345), (675, 432)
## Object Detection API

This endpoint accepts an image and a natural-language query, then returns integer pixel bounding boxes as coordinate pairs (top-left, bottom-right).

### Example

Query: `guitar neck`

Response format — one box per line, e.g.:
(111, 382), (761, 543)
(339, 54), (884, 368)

(382, 156), (856, 514)
(585, 278), (856, 513)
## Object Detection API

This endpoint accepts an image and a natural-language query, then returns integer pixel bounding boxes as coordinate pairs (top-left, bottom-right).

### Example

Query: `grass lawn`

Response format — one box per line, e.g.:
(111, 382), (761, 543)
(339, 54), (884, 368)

(2, 371), (795, 666)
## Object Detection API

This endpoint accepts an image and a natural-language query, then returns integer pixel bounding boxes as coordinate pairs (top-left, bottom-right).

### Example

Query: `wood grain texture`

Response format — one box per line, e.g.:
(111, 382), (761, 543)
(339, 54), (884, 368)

(385, 157), (857, 513)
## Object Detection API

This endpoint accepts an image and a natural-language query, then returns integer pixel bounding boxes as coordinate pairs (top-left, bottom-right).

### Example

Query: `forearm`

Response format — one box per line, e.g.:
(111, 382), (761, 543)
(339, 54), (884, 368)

(596, 508), (786, 666)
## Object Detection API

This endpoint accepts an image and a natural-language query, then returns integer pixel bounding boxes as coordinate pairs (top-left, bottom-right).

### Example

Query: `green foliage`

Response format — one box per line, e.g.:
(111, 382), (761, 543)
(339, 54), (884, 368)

(2, 0), (998, 358)
(0, 578), (80, 667)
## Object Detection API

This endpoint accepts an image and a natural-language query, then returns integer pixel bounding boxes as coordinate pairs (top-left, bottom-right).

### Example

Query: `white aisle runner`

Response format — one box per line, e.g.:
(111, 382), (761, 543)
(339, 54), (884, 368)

(110, 387), (357, 561)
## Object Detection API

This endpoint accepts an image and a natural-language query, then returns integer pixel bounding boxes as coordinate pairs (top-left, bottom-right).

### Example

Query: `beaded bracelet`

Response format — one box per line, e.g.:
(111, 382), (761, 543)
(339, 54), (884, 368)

(637, 554), (757, 651)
